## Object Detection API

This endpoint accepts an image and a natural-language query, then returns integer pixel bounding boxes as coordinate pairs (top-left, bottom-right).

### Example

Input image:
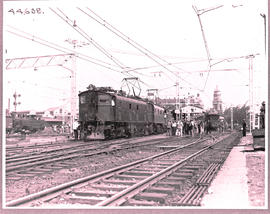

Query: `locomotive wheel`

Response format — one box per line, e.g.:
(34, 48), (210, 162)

(104, 129), (111, 140)
(80, 131), (87, 142)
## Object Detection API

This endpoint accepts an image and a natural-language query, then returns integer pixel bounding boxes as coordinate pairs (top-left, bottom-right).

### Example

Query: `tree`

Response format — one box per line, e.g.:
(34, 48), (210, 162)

(223, 105), (249, 128)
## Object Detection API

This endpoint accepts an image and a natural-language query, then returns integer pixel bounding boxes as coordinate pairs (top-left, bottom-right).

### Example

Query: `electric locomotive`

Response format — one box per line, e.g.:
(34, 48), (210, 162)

(78, 86), (166, 140)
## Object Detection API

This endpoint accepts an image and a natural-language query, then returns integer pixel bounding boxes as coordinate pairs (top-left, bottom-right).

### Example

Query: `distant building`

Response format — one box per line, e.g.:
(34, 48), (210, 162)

(11, 110), (31, 118)
(213, 86), (223, 114)
(181, 105), (204, 120)
(155, 93), (204, 121)
(43, 107), (67, 118)
(157, 93), (204, 110)
(42, 106), (71, 124)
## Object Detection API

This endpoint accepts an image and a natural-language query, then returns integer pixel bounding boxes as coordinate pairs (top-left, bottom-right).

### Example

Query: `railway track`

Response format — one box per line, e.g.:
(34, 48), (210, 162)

(6, 135), (139, 157)
(6, 132), (238, 207)
(6, 134), (170, 157)
(6, 134), (198, 180)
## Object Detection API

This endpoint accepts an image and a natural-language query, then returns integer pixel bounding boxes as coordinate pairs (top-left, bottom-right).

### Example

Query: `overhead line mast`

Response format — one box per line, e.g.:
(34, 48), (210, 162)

(7, 26), (153, 96)
(5, 53), (77, 132)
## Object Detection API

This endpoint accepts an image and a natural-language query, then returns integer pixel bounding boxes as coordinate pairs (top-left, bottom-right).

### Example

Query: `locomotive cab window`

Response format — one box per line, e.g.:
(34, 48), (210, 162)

(80, 95), (86, 104)
(111, 98), (115, 106)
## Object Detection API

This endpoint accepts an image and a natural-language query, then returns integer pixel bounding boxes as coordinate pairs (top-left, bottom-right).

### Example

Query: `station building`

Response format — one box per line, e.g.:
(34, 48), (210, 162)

(158, 93), (204, 121)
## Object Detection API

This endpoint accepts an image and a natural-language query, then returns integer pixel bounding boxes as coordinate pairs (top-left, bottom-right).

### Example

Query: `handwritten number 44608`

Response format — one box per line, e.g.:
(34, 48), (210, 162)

(8, 8), (44, 15)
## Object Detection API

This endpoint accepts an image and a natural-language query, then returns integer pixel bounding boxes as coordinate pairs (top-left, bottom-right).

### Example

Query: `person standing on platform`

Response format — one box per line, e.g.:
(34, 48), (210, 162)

(177, 120), (183, 137)
(206, 119), (211, 135)
(73, 118), (80, 140)
(190, 120), (194, 137)
(172, 120), (177, 136)
(242, 119), (247, 137)
(167, 120), (172, 136)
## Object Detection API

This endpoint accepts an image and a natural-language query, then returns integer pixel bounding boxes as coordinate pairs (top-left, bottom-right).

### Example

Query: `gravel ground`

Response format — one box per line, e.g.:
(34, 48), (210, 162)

(243, 134), (265, 207)
(5, 134), (206, 203)
(5, 146), (161, 202)
(6, 132), (256, 208)
(246, 151), (265, 206)
(5, 134), (180, 202)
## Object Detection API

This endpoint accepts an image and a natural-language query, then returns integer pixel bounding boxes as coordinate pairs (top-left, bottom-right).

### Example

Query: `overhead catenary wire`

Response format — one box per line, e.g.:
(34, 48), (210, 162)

(49, 7), (156, 89)
(6, 28), (153, 90)
(81, 7), (189, 73)
(7, 25), (121, 69)
(111, 51), (252, 74)
(77, 7), (202, 91)
(50, 7), (128, 70)
(6, 29), (121, 72)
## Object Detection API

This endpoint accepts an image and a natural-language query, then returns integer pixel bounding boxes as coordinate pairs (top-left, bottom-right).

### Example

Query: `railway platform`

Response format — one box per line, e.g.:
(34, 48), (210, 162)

(200, 133), (266, 209)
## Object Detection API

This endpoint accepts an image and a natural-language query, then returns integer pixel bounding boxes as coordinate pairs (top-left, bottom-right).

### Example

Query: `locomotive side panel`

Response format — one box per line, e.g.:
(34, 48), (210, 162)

(114, 97), (127, 122)
(147, 103), (154, 123)
(96, 93), (115, 122)
(136, 103), (148, 122)
(153, 105), (165, 124)
(114, 96), (148, 123)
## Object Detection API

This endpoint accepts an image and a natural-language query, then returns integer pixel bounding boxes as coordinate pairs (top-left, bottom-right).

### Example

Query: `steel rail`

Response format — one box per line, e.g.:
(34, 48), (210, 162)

(6, 137), (207, 207)
(96, 135), (224, 206)
(6, 136), (171, 172)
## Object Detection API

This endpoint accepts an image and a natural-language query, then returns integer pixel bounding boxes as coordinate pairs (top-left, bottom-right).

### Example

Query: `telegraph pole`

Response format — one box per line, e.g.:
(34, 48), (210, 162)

(70, 54), (76, 131)
(175, 81), (180, 120)
(231, 106), (233, 131)
(248, 54), (255, 133)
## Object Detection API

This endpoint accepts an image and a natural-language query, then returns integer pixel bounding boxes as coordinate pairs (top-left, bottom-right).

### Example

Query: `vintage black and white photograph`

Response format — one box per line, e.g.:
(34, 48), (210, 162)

(2, 0), (268, 210)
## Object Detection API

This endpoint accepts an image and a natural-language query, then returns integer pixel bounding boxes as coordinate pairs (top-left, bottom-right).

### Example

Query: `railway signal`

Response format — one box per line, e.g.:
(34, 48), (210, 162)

(5, 53), (76, 133)
(13, 91), (21, 112)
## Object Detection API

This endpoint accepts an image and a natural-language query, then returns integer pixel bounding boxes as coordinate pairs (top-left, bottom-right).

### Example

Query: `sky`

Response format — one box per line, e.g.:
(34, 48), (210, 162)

(3, 0), (268, 112)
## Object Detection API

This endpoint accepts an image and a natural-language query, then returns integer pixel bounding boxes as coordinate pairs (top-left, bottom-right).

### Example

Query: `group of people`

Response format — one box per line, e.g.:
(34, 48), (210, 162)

(166, 119), (213, 137)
